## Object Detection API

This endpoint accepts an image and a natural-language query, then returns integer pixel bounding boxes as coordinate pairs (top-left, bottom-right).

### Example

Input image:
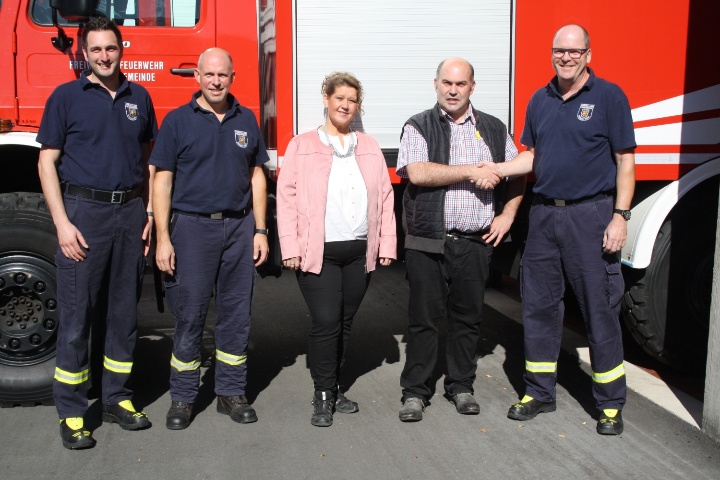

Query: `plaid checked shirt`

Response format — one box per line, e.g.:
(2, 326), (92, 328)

(397, 106), (518, 232)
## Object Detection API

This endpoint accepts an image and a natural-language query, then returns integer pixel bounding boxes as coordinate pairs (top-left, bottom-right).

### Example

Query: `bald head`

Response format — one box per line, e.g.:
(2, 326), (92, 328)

(433, 57), (476, 122)
(554, 24), (590, 49)
(198, 48), (233, 70)
(194, 47), (235, 112)
(551, 24), (592, 90)
(436, 57), (475, 83)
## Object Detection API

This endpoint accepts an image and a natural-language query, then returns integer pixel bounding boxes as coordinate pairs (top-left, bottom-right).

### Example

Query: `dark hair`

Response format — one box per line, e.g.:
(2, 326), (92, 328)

(82, 16), (122, 49)
(321, 72), (364, 114)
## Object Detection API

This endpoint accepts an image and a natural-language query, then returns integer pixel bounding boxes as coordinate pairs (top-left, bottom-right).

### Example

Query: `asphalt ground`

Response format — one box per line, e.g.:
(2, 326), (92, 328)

(1, 262), (719, 479)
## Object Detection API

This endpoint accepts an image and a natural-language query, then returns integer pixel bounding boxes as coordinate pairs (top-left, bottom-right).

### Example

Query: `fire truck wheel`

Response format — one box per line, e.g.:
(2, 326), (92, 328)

(0, 193), (58, 407)
(622, 209), (715, 373)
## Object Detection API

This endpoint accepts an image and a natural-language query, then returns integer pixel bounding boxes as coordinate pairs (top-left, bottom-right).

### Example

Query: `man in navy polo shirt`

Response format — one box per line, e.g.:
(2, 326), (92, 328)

(38, 17), (157, 449)
(151, 48), (269, 430)
(498, 24), (636, 435)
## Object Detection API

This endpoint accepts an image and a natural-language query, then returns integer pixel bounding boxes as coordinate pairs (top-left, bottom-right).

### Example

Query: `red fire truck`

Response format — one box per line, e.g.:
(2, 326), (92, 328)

(0, 0), (717, 405)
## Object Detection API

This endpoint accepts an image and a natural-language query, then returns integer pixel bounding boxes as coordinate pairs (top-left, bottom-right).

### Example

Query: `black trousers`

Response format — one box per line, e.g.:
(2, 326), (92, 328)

(401, 236), (492, 402)
(297, 240), (370, 393)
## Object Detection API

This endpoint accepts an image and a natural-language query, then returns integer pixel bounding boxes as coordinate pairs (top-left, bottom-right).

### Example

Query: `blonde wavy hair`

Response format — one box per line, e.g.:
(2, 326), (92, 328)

(321, 71), (364, 115)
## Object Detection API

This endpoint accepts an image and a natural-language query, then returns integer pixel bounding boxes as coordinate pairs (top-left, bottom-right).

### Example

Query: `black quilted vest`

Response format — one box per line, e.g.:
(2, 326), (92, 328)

(401, 103), (508, 253)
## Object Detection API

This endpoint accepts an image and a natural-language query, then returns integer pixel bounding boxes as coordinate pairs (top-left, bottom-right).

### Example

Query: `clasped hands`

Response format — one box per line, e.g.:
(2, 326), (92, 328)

(468, 161), (504, 189)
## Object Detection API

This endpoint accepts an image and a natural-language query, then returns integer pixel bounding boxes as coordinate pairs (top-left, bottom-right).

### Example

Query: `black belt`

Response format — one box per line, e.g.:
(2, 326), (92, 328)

(174, 209), (248, 220)
(534, 191), (613, 207)
(446, 228), (489, 243)
(63, 183), (143, 204)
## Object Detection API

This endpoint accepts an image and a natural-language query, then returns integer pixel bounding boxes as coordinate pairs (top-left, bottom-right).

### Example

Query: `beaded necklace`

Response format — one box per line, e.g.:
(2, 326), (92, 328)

(323, 126), (356, 159)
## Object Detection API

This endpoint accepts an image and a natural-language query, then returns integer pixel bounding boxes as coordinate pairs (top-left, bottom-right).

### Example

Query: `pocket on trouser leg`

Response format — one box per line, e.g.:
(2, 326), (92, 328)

(55, 252), (77, 307)
(163, 273), (182, 318)
(137, 255), (147, 302)
(605, 262), (623, 308)
(519, 258), (525, 301)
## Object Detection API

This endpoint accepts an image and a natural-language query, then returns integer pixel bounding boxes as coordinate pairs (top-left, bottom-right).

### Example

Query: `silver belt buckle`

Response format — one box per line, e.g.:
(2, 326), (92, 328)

(210, 212), (223, 219)
(111, 191), (124, 203)
(553, 199), (566, 207)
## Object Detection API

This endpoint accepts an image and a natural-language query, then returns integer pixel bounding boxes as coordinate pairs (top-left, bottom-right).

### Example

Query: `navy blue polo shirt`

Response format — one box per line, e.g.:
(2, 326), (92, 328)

(149, 92), (269, 213)
(520, 68), (636, 200)
(37, 71), (157, 191)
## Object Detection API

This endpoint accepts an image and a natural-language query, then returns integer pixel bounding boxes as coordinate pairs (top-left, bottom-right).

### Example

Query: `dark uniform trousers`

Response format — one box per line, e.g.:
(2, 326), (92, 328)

(520, 195), (627, 410)
(401, 235), (492, 401)
(53, 195), (145, 419)
(164, 212), (255, 402)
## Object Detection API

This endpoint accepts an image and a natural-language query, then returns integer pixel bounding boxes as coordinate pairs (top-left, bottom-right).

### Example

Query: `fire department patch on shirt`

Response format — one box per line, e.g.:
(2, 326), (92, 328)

(235, 130), (248, 148)
(125, 102), (139, 121)
(577, 103), (595, 121)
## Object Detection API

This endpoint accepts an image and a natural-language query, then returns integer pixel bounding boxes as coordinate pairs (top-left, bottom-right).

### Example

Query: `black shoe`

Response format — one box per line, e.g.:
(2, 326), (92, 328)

(597, 409), (624, 435)
(102, 400), (151, 430)
(399, 397), (424, 422)
(335, 391), (359, 414)
(451, 392), (480, 415)
(166, 401), (194, 430)
(311, 391), (334, 427)
(507, 395), (556, 421)
(59, 418), (96, 450)
(217, 395), (258, 424)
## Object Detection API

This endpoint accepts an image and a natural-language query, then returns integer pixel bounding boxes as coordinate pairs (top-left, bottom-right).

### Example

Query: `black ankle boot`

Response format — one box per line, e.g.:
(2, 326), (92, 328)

(311, 391), (335, 427)
(335, 391), (359, 414)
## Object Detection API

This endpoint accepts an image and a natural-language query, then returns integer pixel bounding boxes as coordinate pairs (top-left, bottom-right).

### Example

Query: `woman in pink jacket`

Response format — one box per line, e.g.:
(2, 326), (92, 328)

(277, 72), (397, 427)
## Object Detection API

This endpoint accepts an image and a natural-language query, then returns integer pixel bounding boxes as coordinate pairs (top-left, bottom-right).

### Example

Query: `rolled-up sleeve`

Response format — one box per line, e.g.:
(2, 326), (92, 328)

(396, 124), (429, 178)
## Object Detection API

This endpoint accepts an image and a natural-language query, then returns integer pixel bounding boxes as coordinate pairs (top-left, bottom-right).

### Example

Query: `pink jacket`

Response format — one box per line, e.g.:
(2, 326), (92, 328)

(277, 130), (397, 274)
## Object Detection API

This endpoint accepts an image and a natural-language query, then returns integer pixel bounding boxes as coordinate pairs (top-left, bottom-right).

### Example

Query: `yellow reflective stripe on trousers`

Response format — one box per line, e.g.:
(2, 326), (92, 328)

(54, 367), (89, 385)
(525, 360), (557, 373)
(216, 349), (247, 366)
(170, 354), (201, 372)
(103, 356), (133, 374)
(592, 363), (626, 384)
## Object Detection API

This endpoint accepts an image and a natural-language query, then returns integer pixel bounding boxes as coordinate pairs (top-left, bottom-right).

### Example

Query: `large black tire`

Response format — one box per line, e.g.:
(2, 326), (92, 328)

(622, 181), (718, 373)
(0, 193), (59, 406)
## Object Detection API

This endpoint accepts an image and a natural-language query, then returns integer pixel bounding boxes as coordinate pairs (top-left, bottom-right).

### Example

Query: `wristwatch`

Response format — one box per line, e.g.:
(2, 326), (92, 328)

(613, 209), (631, 221)
(254, 228), (269, 235)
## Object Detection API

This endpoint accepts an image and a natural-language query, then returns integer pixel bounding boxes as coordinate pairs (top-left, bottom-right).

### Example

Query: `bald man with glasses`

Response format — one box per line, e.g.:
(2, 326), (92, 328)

(497, 24), (636, 435)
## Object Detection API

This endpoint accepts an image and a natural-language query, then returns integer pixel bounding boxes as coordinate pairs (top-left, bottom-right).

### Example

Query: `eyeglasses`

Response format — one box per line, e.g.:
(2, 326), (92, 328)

(551, 48), (589, 59)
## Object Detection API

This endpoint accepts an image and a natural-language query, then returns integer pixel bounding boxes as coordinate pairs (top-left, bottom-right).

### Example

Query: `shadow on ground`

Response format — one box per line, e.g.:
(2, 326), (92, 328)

(122, 261), (605, 421)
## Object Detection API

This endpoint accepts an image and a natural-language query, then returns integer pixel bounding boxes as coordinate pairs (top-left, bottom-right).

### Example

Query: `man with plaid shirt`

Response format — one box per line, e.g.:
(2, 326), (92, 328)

(397, 58), (525, 422)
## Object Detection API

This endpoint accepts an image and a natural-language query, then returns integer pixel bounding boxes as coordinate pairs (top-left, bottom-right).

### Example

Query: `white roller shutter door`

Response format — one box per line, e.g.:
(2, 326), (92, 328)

(295, 0), (513, 149)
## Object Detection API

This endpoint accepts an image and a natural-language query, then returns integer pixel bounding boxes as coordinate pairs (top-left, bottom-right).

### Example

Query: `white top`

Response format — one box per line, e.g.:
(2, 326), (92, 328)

(318, 129), (369, 242)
